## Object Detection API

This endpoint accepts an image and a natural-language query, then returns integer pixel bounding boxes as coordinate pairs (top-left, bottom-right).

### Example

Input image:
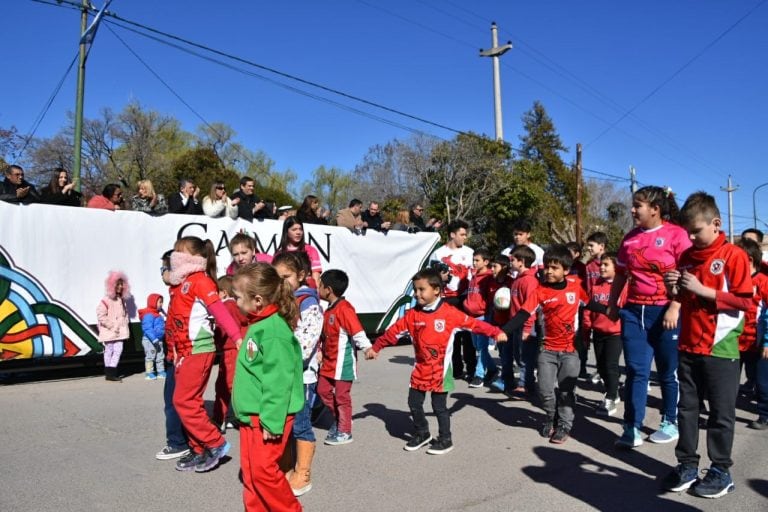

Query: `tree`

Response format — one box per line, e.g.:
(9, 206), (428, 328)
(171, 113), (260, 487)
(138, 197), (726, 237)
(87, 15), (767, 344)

(300, 165), (354, 214)
(170, 146), (238, 197)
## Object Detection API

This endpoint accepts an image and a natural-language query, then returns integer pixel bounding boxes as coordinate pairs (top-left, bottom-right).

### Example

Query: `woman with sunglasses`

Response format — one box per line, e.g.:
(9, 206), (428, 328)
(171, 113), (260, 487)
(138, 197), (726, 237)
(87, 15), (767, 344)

(203, 181), (240, 219)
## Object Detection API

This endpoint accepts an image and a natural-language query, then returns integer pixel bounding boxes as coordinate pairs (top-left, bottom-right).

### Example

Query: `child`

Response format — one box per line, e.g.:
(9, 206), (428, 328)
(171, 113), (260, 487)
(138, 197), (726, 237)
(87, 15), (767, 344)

(487, 255), (514, 392)
(226, 232), (273, 276)
(502, 245), (594, 444)
(508, 245), (540, 398)
(212, 276), (248, 433)
(166, 236), (243, 473)
(501, 219), (545, 268)
(735, 239), (768, 399)
(585, 232), (608, 293)
(566, 242), (587, 282)
(231, 263), (304, 512)
(139, 293), (166, 380)
(272, 251), (323, 496)
(583, 253), (624, 416)
(661, 192), (752, 498)
(316, 269), (372, 445)
(367, 269), (507, 454)
(96, 270), (132, 382)
(463, 248), (496, 388)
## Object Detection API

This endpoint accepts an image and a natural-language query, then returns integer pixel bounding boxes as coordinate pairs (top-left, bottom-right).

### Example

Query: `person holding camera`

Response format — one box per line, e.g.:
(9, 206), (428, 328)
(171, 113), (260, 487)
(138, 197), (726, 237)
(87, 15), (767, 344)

(429, 219), (476, 381)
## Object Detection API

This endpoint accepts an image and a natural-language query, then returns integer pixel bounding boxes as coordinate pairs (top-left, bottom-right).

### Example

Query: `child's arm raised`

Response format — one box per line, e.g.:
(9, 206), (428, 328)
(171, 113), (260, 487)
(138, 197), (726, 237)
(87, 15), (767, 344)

(368, 313), (411, 359)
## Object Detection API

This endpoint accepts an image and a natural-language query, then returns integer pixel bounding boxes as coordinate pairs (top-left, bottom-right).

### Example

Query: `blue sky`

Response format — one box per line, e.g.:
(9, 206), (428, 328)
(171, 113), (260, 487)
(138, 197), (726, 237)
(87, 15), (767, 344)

(2, 1), (767, 232)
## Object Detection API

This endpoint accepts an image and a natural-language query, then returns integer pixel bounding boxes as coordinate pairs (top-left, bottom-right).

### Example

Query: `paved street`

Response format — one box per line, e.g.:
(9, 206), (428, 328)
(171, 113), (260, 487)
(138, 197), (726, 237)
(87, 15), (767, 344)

(1, 345), (767, 511)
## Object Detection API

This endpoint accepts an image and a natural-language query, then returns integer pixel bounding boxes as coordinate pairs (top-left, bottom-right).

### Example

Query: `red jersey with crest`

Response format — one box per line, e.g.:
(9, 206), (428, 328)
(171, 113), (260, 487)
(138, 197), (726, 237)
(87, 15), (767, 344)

(677, 233), (752, 359)
(584, 258), (601, 293)
(485, 275), (514, 326)
(583, 278), (624, 336)
(166, 272), (220, 358)
(738, 272), (768, 352)
(320, 298), (371, 381)
(518, 277), (589, 352)
(509, 268), (539, 337)
(373, 301), (502, 392)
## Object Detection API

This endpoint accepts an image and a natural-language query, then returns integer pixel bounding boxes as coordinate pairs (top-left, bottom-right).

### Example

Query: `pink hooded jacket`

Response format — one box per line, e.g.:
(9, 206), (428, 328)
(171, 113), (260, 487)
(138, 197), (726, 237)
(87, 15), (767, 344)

(96, 270), (132, 343)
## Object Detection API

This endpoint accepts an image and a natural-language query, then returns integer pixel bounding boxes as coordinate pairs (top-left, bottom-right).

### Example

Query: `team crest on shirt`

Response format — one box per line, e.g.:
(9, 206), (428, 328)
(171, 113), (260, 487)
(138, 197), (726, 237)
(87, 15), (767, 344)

(710, 259), (725, 275)
(655, 237), (665, 247)
(566, 292), (576, 304)
(246, 338), (258, 361)
(434, 319), (445, 332)
(182, 282), (191, 294)
(328, 314), (335, 325)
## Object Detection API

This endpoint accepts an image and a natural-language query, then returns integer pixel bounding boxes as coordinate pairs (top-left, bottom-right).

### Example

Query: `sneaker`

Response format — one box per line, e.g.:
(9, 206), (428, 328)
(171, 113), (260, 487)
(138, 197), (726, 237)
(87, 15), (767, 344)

(748, 417), (768, 430)
(324, 432), (353, 446)
(426, 437), (454, 455)
(145, 372), (157, 381)
(662, 463), (699, 492)
(615, 424), (643, 448)
(403, 432), (432, 451)
(325, 422), (338, 440)
(549, 426), (570, 444)
(596, 398), (617, 417)
(468, 376), (484, 388)
(692, 467), (735, 498)
(175, 450), (205, 471)
(194, 441), (231, 472)
(590, 372), (603, 384)
(156, 445), (190, 460)
(649, 419), (679, 444)
(157, 371), (167, 379)
(539, 420), (555, 438)
(225, 420), (237, 429)
(490, 378), (506, 393)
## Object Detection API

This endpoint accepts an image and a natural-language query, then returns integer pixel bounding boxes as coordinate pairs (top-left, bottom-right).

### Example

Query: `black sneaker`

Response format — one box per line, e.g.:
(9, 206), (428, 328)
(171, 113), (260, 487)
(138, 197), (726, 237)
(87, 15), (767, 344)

(403, 432), (432, 452)
(549, 427), (570, 444)
(468, 376), (484, 388)
(426, 437), (454, 455)
(661, 463), (699, 492)
(691, 466), (734, 498)
(194, 441), (231, 472)
(175, 450), (205, 472)
(539, 420), (554, 438)
(156, 445), (190, 461)
(748, 417), (768, 430)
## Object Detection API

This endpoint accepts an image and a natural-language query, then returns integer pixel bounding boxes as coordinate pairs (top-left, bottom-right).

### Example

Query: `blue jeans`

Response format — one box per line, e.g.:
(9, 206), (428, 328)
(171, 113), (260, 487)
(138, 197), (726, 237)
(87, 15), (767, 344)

(293, 382), (317, 442)
(141, 337), (165, 373)
(163, 360), (188, 450)
(518, 335), (539, 390)
(620, 304), (680, 429)
(756, 355), (768, 420)
(472, 316), (496, 378)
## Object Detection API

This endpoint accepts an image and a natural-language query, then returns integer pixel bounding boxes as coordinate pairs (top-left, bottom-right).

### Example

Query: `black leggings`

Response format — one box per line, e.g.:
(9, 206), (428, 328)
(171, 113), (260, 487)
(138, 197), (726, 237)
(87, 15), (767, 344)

(593, 333), (622, 400)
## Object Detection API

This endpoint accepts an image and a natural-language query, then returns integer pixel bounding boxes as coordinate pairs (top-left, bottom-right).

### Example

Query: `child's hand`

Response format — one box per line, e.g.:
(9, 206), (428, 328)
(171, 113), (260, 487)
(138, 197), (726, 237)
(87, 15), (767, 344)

(263, 429), (281, 442)
(762, 347), (768, 360)
(664, 270), (681, 297)
(364, 348), (378, 360)
(316, 352), (323, 365)
(662, 303), (680, 330)
(235, 338), (243, 350)
(495, 332), (507, 343)
(679, 270), (705, 296)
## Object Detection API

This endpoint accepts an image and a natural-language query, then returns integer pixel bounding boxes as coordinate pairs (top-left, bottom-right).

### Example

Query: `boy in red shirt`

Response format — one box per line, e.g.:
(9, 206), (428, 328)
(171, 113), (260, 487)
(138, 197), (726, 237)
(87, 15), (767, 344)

(367, 269), (507, 455)
(508, 246), (539, 398)
(502, 245), (595, 444)
(662, 192), (753, 498)
(486, 255), (514, 392)
(463, 248), (496, 388)
(735, 238), (768, 398)
(584, 232), (608, 293)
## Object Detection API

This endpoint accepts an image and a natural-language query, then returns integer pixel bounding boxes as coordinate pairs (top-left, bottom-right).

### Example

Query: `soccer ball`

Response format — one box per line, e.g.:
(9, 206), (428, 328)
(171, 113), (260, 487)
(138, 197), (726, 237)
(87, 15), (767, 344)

(493, 286), (511, 310)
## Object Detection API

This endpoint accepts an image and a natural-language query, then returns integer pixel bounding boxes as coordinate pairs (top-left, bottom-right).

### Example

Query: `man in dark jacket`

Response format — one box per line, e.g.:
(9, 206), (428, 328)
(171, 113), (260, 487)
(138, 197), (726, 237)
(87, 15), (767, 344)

(231, 176), (267, 221)
(361, 201), (391, 232)
(168, 178), (203, 215)
(0, 165), (40, 204)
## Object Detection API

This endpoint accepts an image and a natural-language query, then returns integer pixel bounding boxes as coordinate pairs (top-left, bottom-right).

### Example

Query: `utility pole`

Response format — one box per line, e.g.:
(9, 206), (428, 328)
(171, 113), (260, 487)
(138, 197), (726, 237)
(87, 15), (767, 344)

(479, 23), (512, 142)
(575, 143), (583, 243)
(629, 165), (638, 194)
(721, 175), (738, 242)
(72, 0), (89, 192)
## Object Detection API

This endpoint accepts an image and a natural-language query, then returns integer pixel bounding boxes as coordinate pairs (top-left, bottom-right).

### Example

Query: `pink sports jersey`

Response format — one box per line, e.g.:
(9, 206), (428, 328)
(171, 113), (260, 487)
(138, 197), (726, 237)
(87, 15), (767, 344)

(617, 222), (691, 306)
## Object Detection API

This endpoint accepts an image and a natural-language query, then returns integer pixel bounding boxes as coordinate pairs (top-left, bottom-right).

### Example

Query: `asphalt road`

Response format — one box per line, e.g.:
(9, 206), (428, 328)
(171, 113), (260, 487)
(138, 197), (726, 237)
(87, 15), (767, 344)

(1, 346), (767, 512)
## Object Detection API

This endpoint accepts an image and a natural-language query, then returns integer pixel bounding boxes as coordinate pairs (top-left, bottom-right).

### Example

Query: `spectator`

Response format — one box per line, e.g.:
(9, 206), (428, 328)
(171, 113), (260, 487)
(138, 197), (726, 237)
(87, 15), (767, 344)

(391, 209), (414, 232)
(409, 203), (441, 232)
(1, 164), (40, 204)
(276, 205), (295, 221)
(231, 176), (266, 221)
(296, 194), (330, 225)
(741, 228), (768, 262)
(40, 167), (81, 207)
(167, 178), (202, 215)
(336, 199), (366, 232)
(361, 201), (391, 232)
(202, 180), (239, 219)
(131, 179), (167, 215)
(87, 184), (124, 210)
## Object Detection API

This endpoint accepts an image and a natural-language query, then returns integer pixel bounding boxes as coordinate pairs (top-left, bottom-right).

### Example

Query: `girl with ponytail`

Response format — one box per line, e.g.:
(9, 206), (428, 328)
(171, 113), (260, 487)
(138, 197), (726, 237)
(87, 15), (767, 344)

(166, 236), (243, 473)
(232, 263), (304, 511)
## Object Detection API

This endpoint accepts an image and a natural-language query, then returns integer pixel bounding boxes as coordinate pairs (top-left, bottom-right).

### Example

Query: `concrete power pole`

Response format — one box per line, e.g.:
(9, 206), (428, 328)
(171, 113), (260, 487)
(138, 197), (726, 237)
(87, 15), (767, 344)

(479, 23), (512, 141)
(629, 165), (638, 194)
(721, 175), (738, 242)
(72, 0), (89, 192)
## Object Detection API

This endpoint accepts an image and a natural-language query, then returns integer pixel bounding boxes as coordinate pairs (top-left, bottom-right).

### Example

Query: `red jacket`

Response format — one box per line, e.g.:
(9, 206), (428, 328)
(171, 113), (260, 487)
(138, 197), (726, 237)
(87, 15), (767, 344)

(485, 275), (514, 326)
(215, 298), (248, 351)
(584, 258), (601, 293)
(739, 271), (768, 352)
(373, 301), (502, 392)
(463, 269), (492, 317)
(510, 268), (539, 337)
(583, 278), (623, 337)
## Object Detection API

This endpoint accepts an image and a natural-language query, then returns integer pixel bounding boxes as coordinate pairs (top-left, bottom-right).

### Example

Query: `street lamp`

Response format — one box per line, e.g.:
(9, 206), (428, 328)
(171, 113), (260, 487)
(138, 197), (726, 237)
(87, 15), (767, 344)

(753, 182), (768, 229)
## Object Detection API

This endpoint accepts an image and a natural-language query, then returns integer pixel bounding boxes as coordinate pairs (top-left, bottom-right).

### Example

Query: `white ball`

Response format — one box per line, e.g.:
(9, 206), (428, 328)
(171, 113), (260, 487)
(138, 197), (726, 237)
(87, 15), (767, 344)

(493, 286), (511, 310)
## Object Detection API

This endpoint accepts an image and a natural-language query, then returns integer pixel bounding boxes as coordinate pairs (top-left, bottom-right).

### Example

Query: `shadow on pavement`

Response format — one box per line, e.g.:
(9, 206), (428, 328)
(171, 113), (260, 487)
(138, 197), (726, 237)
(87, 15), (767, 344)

(747, 478), (768, 498)
(450, 392), (546, 434)
(386, 355), (415, 366)
(354, 402), (413, 440)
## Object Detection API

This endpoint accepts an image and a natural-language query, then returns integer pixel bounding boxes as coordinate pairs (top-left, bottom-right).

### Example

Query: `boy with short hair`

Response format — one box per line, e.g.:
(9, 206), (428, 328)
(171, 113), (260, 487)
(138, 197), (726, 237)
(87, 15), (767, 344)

(662, 192), (753, 498)
(366, 269), (507, 454)
(463, 248), (496, 387)
(502, 245), (593, 444)
(487, 254), (514, 392)
(316, 269), (372, 446)
(585, 232), (608, 293)
(502, 219), (545, 268)
(507, 245), (539, 397)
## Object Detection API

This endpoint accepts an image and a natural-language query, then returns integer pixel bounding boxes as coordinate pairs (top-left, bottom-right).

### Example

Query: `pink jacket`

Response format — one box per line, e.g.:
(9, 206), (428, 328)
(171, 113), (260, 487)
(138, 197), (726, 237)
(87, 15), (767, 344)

(96, 271), (132, 343)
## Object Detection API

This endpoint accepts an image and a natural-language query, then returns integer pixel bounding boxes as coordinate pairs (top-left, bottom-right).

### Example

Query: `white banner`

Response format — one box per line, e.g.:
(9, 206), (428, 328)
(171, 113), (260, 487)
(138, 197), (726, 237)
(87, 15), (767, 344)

(0, 202), (438, 361)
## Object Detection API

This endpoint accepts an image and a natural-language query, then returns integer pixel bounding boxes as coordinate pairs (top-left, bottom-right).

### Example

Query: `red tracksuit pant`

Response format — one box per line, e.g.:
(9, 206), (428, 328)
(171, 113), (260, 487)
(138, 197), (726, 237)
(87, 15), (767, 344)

(173, 352), (225, 454)
(240, 415), (302, 512)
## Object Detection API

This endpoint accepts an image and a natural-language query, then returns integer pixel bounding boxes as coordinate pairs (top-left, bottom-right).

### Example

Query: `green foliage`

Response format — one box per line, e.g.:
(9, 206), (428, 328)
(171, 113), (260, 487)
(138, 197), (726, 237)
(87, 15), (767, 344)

(170, 147), (238, 197)
(300, 165), (354, 214)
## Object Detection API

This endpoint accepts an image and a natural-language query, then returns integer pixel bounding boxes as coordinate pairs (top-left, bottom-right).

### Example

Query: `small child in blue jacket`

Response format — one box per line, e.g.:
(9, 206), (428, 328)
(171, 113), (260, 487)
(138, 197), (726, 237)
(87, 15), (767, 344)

(139, 293), (166, 380)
